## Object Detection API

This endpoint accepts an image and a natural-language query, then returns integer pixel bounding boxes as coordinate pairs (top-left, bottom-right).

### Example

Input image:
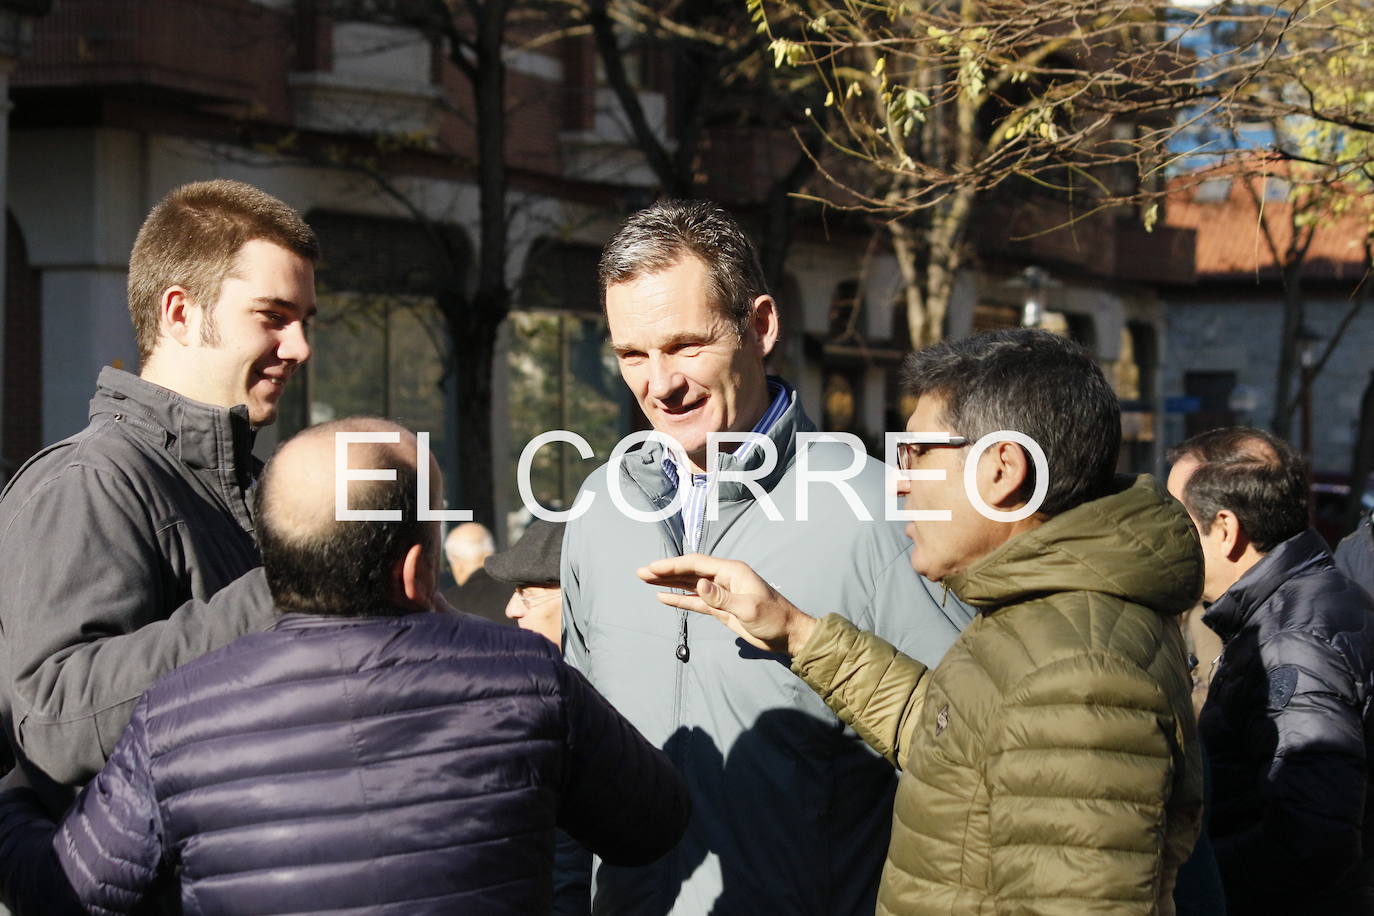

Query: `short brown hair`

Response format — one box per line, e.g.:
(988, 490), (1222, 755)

(1166, 426), (1308, 553)
(598, 200), (769, 338)
(127, 180), (319, 364)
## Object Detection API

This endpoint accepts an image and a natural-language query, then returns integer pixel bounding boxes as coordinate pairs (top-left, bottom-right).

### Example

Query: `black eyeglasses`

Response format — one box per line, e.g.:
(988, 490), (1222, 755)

(897, 437), (970, 470)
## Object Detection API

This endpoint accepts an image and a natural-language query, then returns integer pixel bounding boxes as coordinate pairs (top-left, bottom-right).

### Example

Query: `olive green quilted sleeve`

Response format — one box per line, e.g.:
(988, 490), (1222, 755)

(791, 613), (929, 771)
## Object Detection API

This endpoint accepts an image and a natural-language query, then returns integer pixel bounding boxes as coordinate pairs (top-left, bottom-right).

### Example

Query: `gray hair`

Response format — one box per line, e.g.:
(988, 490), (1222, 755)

(598, 200), (769, 336)
(901, 329), (1121, 517)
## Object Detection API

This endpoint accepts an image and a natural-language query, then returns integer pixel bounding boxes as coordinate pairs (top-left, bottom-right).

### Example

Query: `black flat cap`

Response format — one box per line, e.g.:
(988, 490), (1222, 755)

(484, 518), (565, 586)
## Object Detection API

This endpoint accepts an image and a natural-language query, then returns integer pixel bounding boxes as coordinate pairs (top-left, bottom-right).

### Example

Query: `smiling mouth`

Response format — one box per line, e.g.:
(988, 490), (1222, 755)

(660, 400), (705, 417)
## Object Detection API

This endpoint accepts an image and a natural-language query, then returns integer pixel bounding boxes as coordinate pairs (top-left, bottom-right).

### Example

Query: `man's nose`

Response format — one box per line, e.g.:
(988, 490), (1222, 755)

(279, 321), (311, 363)
(895, 473), (912, 499)
(646, 355), (685, 401)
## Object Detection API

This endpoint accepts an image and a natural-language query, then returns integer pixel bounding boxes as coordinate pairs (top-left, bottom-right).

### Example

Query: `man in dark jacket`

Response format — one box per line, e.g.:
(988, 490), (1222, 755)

(0, 417), (689, 916)
(1336, 512), (1374, 598)
(490, 517), (565, 644)
(1167, 427), (1374, 914)
(0, 180), (318, 799)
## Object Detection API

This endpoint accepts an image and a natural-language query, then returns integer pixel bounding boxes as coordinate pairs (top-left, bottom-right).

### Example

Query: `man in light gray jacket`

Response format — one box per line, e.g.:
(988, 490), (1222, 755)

(559, 200), (971, 914)
(0, 180), (317, 808)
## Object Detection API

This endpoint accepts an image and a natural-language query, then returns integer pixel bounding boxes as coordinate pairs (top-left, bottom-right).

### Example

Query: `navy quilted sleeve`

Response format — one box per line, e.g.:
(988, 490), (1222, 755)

(53, 699), (166, 915)
(557, 663), (690, 865)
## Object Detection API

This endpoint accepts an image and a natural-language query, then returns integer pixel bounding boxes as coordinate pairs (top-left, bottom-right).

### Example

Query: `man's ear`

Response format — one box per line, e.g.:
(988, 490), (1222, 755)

(159, 286), (196, 347)
(749, 295), (780, 359)
(398, 542), (436, 611)
(1214, 510), (1251, 561)
(978, 440), (1031, 510)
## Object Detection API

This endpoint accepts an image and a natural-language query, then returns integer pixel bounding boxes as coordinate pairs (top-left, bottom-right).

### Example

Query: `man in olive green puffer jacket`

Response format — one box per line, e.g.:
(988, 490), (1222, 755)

(643, 329), (1206, 915)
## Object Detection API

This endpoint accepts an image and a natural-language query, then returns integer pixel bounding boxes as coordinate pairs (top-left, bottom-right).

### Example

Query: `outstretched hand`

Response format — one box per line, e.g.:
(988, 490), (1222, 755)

(637, 554), (817, 657)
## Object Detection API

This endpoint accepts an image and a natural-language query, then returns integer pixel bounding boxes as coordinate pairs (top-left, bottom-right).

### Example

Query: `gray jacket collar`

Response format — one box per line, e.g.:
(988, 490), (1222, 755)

(89, 367), (259, 480)
(622, 377), (815, 507)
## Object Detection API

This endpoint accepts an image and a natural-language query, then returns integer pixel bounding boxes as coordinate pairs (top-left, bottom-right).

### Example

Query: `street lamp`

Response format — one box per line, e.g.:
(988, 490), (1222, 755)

(1297, 324), (1323, 458)
(1021, 266), (1048, 328)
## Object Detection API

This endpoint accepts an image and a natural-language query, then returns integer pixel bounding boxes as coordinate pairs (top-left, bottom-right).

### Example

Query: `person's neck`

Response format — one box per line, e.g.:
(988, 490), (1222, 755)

(139, 352), (209, 406)
(688, 413), (769, 475)
(983, 514), (1046, 556)
(1219, 547), (1267, 597)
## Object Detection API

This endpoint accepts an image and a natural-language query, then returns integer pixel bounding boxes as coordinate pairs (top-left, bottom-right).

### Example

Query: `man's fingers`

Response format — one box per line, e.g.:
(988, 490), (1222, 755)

(643, 572), (732, 611)
(639, 554), (734, 583)
(655, 591), (725, 620)
(697, 577), (731, 610)
(654, 593), (753, 640)
(638, 571), (704, 591)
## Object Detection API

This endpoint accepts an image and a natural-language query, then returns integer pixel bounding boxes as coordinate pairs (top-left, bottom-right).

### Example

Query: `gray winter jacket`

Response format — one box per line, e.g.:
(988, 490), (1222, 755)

(560, 388), (972, 915)
(0, 368), (275, 796)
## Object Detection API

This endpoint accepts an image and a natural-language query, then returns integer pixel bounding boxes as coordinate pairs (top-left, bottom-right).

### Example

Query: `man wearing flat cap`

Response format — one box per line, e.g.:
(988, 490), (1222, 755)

(489, 519), (566, 645)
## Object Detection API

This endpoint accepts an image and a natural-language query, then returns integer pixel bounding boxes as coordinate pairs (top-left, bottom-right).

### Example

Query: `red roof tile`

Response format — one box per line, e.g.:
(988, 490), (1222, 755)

(1166, 160), (1370, 283)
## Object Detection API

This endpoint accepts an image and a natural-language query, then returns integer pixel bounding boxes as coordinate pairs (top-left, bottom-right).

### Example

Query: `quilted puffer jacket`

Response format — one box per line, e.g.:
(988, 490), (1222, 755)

(1336, 513), (1374, 599)
(1201, 528), (1374, 914)
(0, 611), (689, 916)
(791, 475), (1205, 915)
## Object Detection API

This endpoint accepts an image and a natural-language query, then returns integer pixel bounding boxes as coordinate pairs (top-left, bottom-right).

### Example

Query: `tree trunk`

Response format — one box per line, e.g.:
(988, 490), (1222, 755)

(889, 218), (928, 350)
(922, 189), (973, 344)
(759, 129), (820, 294)
(1272, 263), (1304, 438)
(587, 0), (686, 195)
(450, 310), (502, 528)
(461, 0), (509, 527)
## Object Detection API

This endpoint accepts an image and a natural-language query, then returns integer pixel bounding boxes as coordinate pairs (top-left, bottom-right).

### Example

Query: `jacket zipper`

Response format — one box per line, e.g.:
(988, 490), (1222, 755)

(676, 475), (715, 665)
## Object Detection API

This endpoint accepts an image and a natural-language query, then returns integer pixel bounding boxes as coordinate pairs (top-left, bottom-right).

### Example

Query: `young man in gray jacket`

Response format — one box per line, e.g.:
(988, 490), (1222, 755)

(558, 201), (972, 914)
(0, 180), (317, 805)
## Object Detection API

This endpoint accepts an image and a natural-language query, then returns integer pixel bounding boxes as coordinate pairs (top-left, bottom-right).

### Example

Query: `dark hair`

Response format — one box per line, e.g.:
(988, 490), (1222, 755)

(1166, 426), (1308, 552)
(128, 179), (320, 364)
(598, 200), (769, 336)
(256, 424), (435, 617)
(900, 328), (1121, 516)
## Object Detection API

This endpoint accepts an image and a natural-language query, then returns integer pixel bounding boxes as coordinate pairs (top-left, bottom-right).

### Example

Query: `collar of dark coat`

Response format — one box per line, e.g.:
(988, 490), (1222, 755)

(621, 376), (812, 506)
(89, 366), (260, 478)
(1203, 527), (1334, 641)
(272, 610), (421, 630)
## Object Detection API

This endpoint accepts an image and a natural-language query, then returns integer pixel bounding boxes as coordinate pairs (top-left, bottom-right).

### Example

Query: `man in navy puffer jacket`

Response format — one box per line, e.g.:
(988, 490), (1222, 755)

(0, 417), (690, 916)
(1168, 427), (1374, 914)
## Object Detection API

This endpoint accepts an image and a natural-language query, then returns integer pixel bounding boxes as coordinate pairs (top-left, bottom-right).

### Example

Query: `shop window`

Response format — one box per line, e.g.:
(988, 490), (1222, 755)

(1184, 371), (1238, 440)
(1117, 323), (1158, 473)
(275, 292), (448, 456)
(506, 311), (629, 519)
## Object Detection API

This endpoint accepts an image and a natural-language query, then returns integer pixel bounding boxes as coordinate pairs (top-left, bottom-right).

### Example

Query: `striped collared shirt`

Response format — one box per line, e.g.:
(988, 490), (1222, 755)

(662, 378), (790, 553)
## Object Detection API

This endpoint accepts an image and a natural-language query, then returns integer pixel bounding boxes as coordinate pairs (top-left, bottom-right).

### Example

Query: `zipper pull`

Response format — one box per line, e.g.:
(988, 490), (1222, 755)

(675, 613), (690, 662)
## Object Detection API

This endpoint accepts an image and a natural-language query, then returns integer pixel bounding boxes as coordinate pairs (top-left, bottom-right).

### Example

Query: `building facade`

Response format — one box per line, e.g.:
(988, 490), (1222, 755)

(1, 0), (1189, 535)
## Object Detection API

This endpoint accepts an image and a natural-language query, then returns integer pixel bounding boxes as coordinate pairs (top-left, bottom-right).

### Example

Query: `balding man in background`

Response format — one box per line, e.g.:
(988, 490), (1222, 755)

(442, 521), (514, 625)
(446, 522), (495, 587)
(0, 418), (688, 916)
